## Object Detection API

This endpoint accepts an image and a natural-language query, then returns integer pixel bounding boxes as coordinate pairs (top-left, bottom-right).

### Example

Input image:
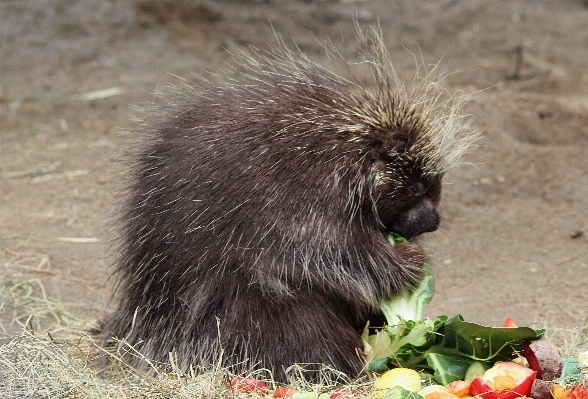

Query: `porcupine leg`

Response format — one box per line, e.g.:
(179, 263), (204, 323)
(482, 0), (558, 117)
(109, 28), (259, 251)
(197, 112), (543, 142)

(212, 288), (366, 382)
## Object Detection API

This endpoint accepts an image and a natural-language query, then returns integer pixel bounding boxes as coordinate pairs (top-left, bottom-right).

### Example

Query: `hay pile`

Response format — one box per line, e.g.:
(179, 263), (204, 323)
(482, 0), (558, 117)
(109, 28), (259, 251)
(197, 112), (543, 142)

(0, 333), (235, 398)
(0, 270), (235, 398)
(0, 276), (366, 398)
(0, 330), (369, 398)
(0, 332), (364, 399)
(0, 282), (235, 398)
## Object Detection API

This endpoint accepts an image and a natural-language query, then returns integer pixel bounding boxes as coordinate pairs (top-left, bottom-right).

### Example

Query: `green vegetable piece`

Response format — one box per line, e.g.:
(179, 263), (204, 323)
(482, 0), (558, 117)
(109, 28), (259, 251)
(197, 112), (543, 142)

(554, 356), (582, 385)
(379, 263), (435, 326)
(366, 317), (445, 370)
(464, 361), (489, 382)
(387, 232), (408, 245)
(376, 386), (423, 399)
(366, 232), (437, 371)
(428, 315), (545, 363)
(380, 232), (435, 326)
(370, 356), (394, 373)
(426, 353), (474, 385)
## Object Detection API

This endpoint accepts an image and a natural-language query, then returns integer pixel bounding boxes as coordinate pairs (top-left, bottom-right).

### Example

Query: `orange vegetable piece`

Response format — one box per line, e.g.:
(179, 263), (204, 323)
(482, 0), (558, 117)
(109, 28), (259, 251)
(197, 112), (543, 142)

(553, 384), (570, 399)
(274, 387), (300, 398)
(424, 391), (462, 399)
(492, 375), (517, 392)
(446, 380), (472, 397)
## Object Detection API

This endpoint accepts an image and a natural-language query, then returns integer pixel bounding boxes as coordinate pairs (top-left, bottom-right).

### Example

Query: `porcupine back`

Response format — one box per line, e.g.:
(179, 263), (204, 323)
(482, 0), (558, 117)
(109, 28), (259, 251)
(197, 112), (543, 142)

(100, 28), (475, 379)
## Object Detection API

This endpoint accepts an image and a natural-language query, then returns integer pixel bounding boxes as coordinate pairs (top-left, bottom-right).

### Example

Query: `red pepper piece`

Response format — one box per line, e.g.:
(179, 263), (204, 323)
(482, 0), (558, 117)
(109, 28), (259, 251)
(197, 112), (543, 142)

(469, 374), (536, 399)
(568, 385), (588, 399)
(502, 318), (518, 328)
(231, 377), (270, 395)
(274, 387), (300, 398)
(469, 362), (536, 399)
(520, 340), (543, 379)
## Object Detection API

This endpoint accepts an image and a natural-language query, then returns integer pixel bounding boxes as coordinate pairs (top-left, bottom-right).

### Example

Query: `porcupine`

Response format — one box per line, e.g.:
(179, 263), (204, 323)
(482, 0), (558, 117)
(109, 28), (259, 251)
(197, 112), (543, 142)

(98, 28), (476, 382)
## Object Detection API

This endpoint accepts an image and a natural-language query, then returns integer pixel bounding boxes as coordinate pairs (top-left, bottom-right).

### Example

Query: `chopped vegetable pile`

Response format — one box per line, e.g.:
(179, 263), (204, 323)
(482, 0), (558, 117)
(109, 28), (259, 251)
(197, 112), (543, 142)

(359, 233), (587, 399)
(364, 233), (545, 385)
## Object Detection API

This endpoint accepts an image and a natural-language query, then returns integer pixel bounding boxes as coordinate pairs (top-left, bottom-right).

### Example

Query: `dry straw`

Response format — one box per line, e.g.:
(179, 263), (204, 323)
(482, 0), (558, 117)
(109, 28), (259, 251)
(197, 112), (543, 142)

(0, 277), (236, 398)
(0, 332), (234, 398)
(0, 277), (370, 398)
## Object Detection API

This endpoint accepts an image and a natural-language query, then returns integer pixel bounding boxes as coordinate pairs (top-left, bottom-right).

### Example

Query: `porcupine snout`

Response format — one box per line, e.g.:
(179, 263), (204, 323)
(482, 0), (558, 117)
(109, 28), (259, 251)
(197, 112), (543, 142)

(390, 198), (440, 239)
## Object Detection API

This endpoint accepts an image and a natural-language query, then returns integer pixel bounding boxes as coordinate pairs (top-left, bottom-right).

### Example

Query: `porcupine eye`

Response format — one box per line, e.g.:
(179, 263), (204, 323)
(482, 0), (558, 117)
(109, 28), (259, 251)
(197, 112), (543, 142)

(408, 181), (426, 197)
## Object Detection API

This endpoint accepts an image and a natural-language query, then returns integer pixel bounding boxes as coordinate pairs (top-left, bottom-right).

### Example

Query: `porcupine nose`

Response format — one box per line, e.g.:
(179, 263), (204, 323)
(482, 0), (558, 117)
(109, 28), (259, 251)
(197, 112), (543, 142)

(390, 199), (440, 239)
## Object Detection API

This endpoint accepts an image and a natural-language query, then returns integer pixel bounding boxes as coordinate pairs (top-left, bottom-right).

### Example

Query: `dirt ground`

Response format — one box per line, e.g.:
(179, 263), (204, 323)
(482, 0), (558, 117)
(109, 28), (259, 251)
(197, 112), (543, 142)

(1, 0), (587, 344)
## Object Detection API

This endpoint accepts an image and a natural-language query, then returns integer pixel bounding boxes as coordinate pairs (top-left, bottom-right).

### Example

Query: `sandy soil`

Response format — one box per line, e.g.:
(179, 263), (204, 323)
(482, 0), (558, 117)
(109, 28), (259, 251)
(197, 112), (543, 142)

(1, 0), (587, 343)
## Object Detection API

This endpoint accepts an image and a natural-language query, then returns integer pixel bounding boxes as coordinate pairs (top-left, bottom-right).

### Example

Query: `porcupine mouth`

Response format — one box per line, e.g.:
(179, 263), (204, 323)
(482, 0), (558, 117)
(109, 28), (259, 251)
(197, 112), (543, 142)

(386, 223), (439, 243)
(385, 230), (422, 248)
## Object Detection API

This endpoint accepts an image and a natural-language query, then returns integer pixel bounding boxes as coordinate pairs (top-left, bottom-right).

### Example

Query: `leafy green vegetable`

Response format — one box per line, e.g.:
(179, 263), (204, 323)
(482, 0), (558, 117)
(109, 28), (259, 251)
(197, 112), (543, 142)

(555, 357), (582, 386)
(379, 233), (435, 325)
(368, 315), (545, 382)
(386, 233), (408, 245)
(425, 353), (474, 385)
(427, 315), (545, 363)
(365, 233), (545, 384)
(365, 317), (444, 367)
(365, 232), (439, 368)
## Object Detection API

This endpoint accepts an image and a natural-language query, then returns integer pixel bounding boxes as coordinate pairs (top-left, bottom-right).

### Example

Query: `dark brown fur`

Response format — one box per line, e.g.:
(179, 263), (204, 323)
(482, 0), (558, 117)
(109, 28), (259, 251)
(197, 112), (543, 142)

(99, 31), (473, 382)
